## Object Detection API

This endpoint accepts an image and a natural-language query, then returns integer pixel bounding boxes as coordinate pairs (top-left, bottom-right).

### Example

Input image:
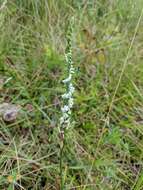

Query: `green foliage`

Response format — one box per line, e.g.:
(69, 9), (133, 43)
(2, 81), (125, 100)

(0, 0), (143, 189)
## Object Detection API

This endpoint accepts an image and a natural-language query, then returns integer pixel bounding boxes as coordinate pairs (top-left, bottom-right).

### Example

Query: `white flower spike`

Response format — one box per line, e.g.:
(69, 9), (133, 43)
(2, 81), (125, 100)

(60, 17), (75, 131)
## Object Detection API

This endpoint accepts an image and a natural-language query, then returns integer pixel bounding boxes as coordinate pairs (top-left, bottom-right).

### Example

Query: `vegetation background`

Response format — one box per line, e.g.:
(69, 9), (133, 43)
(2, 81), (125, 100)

(0, 0), (143, 189)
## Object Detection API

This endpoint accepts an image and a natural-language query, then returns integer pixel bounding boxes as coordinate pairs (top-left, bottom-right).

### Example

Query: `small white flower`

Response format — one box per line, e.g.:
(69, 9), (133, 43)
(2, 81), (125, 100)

(60, 117), (64, 124)
(68, 98), (74, 108)
(70, 67), (75, 74)
(62, 92), (71, 99)
(64, 118), (70, 125)
(60, 112), (69, 124)
(61, 105), (69, 113)
(63, 112), (69, 119)
(62, 74), (71, 83)
(69, 83), (75, 93)
(65, 52), (72, 62)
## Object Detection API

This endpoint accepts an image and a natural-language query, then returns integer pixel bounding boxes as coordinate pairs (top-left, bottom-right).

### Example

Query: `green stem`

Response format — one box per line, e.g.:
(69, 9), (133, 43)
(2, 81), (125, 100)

(60, 139), (64, 190)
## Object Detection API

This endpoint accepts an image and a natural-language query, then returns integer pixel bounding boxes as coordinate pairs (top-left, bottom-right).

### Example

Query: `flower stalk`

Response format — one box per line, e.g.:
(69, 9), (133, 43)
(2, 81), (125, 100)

(59, 17), (75, 190)
(59, 17), (75, 138)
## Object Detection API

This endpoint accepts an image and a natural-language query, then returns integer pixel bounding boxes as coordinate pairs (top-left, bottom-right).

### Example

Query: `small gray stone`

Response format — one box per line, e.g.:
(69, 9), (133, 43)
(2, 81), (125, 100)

(0, 103), (20, 122)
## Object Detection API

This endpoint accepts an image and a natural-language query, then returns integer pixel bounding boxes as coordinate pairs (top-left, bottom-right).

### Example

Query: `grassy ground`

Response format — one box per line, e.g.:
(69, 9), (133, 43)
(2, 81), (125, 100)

(0, 0), (143, 189)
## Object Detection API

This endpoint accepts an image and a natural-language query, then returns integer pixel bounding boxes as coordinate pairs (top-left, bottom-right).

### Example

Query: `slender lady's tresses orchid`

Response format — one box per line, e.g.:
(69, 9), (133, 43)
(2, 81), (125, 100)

(59, 18), (75, 135)
(59, 17), (75, 190)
